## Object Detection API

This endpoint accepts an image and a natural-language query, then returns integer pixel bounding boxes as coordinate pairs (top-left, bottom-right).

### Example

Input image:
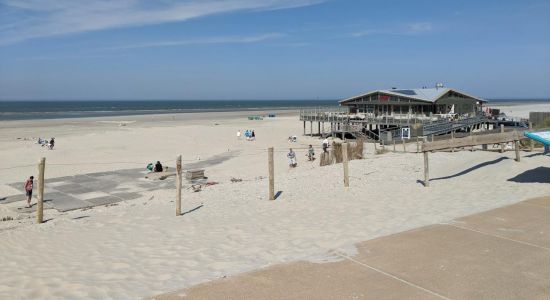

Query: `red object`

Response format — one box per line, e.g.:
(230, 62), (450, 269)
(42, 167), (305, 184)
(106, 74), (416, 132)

(379, 95), (390, 102)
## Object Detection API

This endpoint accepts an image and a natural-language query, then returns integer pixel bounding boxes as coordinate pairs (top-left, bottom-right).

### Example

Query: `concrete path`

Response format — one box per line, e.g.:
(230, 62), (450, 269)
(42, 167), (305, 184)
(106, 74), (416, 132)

(153, 196), (550, 300)
(0, 151), (239, 212)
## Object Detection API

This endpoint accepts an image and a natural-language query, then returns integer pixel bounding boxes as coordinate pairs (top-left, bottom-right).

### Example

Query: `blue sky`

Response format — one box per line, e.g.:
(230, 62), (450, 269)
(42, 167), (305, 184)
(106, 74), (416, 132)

(0, 0), (549, 100)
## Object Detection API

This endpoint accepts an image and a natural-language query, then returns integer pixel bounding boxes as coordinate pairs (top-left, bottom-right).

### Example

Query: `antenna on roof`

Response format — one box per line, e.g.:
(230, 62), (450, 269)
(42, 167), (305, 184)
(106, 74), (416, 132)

(435, 83), (444, 90)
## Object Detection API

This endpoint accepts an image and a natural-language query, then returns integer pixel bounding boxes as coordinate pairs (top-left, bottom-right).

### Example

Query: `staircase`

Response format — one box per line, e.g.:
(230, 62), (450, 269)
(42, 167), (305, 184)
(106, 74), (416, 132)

(423, 116), (486, 136)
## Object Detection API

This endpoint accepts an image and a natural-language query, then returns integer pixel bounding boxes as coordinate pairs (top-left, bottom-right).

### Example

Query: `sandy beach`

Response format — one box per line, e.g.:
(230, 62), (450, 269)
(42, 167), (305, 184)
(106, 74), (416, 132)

(0, 105), (549, 299)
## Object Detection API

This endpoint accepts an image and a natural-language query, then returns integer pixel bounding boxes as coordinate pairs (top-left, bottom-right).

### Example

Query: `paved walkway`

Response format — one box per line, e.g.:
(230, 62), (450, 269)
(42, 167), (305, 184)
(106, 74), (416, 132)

(154, 196), (550, 300)
(0, 151), (239, 212)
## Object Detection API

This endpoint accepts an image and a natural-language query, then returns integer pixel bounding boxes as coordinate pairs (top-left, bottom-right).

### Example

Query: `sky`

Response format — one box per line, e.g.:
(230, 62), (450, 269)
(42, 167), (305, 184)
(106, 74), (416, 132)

(0, 0), (549, 100)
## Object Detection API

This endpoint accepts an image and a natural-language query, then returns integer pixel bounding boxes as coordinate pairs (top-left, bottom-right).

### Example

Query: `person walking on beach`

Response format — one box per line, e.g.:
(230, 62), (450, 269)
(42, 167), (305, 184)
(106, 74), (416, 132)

(287, 148), (297, 168)
(251, 130), (256, 141)
(24, 176), (34, 208)
(48, 137), (55, 150)
(307, 145), (315, 161)
(237, 130), (241, 140)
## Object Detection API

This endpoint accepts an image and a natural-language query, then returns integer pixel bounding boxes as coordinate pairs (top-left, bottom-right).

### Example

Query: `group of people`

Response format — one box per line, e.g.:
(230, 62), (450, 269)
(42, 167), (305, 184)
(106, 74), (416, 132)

(37, 137), (55, 150)
(237, 130), (256, 141)
(287, 145), (316, 168)
(147, 161), (165, 172)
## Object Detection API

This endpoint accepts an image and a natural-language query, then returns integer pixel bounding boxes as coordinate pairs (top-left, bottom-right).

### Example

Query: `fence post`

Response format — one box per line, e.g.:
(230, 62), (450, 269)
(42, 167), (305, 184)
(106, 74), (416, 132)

(342, 142), (350, 187)
(423, 151), (430, 187)
(416, 136), (420, 153)
(176, 155), (182, 216)
(392, 139), (396, 152)
(515, 140), (521, 162)
(451, 131), (455, 152)
(37, 157), (45, 224)
(500, 124), (505, 153)
(268, 147), (275, 200)
(529, 122), (534, 151)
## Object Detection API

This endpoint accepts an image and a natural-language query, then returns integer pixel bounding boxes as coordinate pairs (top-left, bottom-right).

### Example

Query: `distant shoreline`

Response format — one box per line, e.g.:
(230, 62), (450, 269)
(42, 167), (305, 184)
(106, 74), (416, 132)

(0, 99), (548, 121)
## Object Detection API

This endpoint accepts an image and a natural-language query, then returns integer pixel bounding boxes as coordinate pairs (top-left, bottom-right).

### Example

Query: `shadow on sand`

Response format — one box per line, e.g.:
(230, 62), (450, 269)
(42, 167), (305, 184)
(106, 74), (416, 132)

(508, 167), (550, 184)
(181, 204), (204, 216)
(430, 157), (510, 182)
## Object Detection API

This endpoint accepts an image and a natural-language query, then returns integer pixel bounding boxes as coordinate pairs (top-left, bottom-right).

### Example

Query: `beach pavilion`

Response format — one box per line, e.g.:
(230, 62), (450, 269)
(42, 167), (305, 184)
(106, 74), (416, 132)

(339, 85), (487, 117)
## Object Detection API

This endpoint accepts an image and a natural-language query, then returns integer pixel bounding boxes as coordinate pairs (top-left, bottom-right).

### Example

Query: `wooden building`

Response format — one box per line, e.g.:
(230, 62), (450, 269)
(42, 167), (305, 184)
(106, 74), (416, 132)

(339, 86), (487, 117)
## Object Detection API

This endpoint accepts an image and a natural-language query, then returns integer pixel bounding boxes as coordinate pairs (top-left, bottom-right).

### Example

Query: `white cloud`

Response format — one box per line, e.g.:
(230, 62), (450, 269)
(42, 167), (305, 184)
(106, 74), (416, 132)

(106, 33), (285, 50)
(0, 0), (325, 45)
(352, 22), (433, 38)
(407, 22), (432, 33)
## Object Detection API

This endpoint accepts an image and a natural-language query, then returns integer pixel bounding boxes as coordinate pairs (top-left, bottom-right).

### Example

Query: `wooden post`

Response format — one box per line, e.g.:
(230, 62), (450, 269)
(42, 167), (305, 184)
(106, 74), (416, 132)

(529, 122), (534, 152)
(176, 155), (182, 216)
(514, 140), (521, 162)
(431, 134), (434, 142)
(451, 131), (456, 152)
(416, 137), (420, 153)
(342, 142), (350, 187)
(423, 151), (430, 187)
(37, 157), (45, 224)
(500, 124), (505, 153)
(392, 139), (396, 152)
(268, 147), (275, 200)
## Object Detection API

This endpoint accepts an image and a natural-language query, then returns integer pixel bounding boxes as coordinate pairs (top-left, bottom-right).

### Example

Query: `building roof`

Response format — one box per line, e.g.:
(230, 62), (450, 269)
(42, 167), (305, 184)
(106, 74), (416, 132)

(340, 87), (487, 104)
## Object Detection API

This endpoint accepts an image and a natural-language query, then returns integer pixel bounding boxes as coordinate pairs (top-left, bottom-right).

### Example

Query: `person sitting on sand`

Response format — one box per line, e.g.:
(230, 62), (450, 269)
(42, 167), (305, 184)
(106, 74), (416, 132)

(24, 176), (34, 208)
(287, 148), (297, 168)
(154, 161), (163, 172)
(307, 145), (315, 161)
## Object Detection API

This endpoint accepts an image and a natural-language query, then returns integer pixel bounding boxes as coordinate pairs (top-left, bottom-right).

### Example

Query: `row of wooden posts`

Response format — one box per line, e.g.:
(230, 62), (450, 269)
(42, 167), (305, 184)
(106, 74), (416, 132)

(32, 126), (535, 223)
(265, 143), (351, 201)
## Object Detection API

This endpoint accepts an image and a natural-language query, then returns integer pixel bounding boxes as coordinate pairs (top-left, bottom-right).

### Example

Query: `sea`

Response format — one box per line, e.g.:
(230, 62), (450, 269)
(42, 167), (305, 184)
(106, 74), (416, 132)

(0, 99), (548, 121)
(0, 100), (337, 121)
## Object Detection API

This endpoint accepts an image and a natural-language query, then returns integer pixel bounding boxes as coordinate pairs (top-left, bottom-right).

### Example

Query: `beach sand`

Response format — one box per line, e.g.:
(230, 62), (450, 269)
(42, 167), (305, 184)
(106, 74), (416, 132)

(0, 106), (549, 299)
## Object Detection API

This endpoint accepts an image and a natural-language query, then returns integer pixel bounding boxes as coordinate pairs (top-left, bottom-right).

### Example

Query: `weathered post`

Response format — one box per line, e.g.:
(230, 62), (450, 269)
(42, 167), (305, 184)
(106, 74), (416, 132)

(268, 147), (275, 200)
(416, 136), (420, 153)
(529, 122), (534, 152)
(515, 140), (521, 162)
(423, 151), (430, 187)
(500, 124), (505, 153)
(176, 155), (182, 216)
(452, 130), (457, 151)
(393, 139), (396, 152)
(37, 157), (45, 224)
(342, 142), (350, 187)
(431, 134), (434, 142)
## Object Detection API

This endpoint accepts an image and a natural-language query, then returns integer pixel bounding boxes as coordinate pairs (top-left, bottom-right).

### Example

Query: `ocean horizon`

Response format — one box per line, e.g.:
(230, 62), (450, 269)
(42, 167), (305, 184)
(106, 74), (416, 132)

(0, 99), (549, 121)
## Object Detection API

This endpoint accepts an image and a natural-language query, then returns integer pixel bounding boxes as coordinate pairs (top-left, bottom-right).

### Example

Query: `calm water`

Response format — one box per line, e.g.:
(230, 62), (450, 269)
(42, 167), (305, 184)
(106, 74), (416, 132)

(0, 100), (337, 121)
(0, 99), (548, 121)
